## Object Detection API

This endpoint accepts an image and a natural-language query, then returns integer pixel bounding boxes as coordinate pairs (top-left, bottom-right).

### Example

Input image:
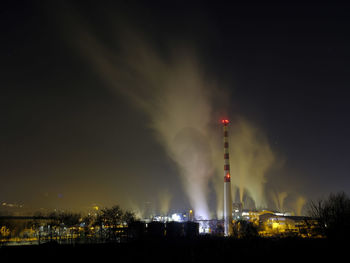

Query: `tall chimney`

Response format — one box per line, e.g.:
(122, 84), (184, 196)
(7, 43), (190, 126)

(222, 119), (233, 236)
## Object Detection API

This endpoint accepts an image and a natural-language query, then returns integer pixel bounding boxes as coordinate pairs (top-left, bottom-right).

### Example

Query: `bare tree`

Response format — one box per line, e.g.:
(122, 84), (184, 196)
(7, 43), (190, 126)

(47, 211), (81, 243)
(232, 220), (259, 239)
(123, 211), (136, 224)
(97, 205), (124, 242)
(96, 205), (137, 242)
(308, 192), (350, 240)
(81, 214), (95, 242)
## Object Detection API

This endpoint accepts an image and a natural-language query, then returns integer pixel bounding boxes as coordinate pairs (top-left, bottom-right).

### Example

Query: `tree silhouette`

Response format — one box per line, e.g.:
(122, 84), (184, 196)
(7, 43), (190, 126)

(97, 205), (129, 242)
(123, 211), (136, 224)
(308, 191), (350, 240)
(233, 220), (259, 239)
(46, 211), (81, 243)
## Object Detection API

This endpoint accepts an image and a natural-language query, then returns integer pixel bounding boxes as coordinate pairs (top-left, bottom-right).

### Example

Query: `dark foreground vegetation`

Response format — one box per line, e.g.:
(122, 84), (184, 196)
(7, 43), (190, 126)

(0, 236), (348, 262)
(308, 191), (350, 240)
(1, 192), (349, 261)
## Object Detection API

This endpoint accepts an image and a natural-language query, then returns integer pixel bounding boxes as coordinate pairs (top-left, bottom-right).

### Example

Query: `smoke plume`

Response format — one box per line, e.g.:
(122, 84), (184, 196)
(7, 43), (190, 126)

(212, 117), (275, 213)
(271, 191), (288, 212)
(295, 196), (306, 216)
(66, 10), (280, 218)
(158, 190), (172, 215)
(230, 118), (275, 208)
(74, 27), (216, 218)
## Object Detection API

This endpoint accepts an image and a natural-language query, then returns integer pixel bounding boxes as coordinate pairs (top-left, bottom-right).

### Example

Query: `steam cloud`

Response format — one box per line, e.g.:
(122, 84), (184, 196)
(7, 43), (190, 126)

(228, 118), (275, 208)
(158, 190), (172, 216)
(65, 10), (301, 217)
(271, 191), (288, 212)
(210, 117), (276, 216)
(77, 31), (215, 218)
(295, 196), (306, 216)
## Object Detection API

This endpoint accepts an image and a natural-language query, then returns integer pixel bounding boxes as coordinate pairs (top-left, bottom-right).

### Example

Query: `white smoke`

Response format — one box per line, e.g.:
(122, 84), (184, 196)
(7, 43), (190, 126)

(271, 191), (288, 211)
(211, 117), (276, 214)
(158, 189), (172, 215)
(295, 196), (306, 216)
(66, 12), (280, 218)
(75, 29), (215, 218)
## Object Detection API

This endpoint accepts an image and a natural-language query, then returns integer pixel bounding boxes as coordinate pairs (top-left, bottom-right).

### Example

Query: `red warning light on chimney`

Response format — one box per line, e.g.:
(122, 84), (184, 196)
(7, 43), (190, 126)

(221, 119), (229, 125)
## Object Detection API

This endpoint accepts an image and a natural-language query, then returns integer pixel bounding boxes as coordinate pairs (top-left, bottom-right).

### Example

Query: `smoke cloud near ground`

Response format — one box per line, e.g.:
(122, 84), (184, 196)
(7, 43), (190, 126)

(271, 191), (288, 212)
(158, 189), (172, 216)
(75, 30), (215, 218)
(229, 118), (275, 209)
(295, 196), (306, 216)
(60, 6), (306, 217)
(210, 117), (276, 216)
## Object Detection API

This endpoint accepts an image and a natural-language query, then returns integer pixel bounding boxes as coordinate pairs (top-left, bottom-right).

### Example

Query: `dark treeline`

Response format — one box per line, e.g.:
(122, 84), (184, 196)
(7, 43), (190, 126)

(1, 193), (350, 262)
(2, 192), (350, 246)
(0, 205), (137, 244)
(307, 191), (350, 240)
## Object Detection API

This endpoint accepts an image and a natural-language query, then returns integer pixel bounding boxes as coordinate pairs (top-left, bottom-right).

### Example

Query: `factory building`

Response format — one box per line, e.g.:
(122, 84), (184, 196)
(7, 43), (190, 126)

(258, 213), (321, 238)
(229, 200), (322, 238)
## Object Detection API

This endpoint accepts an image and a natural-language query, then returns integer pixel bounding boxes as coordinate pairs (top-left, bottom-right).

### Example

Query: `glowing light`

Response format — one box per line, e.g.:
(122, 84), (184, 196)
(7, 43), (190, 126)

(221, 119), (229, 124)
(272, 222), (279, 229)
(171, 213), (182, 222)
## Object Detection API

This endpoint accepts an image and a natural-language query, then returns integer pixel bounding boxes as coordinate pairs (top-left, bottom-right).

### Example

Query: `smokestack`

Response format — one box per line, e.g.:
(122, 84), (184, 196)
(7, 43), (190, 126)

(222, 119), (233, 236)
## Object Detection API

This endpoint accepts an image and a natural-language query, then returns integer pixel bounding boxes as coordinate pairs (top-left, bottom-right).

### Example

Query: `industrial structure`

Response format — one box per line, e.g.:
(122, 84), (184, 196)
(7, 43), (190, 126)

(222, 119), (233, 236)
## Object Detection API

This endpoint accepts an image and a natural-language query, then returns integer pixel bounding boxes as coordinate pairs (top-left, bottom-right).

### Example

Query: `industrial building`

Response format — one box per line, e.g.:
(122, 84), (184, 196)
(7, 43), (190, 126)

(258, 212), (321, 238)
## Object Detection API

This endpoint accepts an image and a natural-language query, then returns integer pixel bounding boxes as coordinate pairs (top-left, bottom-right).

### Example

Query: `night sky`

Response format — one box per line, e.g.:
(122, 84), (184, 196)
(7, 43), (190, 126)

(1, 1), (350, 217)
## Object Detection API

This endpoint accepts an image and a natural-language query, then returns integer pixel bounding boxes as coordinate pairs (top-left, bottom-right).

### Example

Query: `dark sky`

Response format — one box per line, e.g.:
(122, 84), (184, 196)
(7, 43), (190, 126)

(1, 1), (350, 216)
